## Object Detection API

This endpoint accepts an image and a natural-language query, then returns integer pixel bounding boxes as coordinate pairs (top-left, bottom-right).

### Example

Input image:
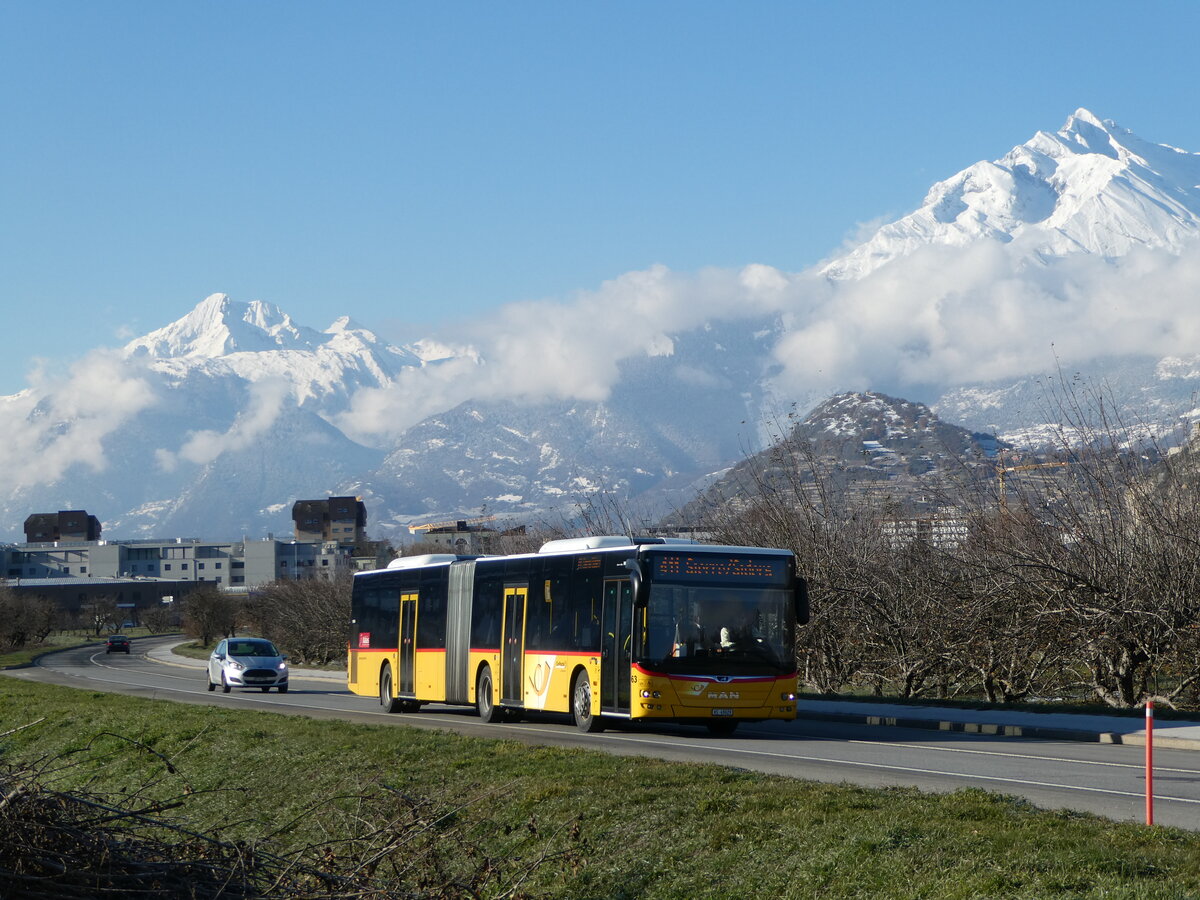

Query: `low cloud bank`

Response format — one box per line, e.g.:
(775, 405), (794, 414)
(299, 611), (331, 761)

(0, 351), (158, 485)
(341, 236), (1200, 444)
(156, 377), (293, 471)
(8, 235), (1200, 489)
(335, 263), (800, 442)
(771, 239), (1200, 400)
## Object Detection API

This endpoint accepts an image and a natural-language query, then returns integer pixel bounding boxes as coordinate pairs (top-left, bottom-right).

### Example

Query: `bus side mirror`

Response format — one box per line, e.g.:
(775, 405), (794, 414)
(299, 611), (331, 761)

(623, 559), (647, 608)
(795, 578), (810, 626)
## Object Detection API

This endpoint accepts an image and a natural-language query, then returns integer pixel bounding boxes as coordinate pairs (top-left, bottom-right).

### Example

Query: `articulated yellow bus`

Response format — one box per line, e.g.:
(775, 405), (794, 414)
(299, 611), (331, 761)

(347, 536), (809, 734)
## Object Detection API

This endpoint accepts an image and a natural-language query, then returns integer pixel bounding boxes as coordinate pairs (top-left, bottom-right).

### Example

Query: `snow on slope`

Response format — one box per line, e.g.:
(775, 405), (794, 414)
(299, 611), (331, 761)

(9, 110), (1200, 542)
(123, 293), (428, 426)
(822, 109), (1200, 279)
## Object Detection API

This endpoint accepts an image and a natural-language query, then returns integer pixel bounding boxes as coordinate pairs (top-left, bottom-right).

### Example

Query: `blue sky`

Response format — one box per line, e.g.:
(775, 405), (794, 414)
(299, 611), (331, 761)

(3, 1), (1200, 395)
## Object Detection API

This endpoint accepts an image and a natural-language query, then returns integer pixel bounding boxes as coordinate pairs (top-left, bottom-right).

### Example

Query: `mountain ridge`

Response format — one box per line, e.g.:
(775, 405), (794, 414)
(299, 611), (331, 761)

(5, 109), (1200, 542)
(821, 108), (1200, 279)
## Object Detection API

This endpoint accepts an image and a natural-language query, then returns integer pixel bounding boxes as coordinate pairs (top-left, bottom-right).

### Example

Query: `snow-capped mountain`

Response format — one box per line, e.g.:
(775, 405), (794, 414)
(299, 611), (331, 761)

(124, 293), (427, 418)
(356, 320), (784, 531)
(823, 109), (1200, 279)
(5, 109), (1200, 544)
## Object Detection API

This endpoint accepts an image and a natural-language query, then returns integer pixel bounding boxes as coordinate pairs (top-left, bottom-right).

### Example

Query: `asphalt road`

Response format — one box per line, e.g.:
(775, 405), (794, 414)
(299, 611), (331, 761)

(8, 636), (1200, 830)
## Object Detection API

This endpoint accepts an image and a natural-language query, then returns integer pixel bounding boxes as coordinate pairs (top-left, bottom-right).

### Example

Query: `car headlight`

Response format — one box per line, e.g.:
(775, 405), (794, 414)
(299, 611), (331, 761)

(277, 661), (287, 671)
(229, 660), (245, 671)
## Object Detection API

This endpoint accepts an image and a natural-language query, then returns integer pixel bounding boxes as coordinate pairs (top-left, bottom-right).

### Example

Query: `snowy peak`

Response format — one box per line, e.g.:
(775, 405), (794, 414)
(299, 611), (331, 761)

(125, 293), (326, 359)
(823, 109), (1200, 279)
(118, 294), (436, 427)
(1060, 107), (1122, 157)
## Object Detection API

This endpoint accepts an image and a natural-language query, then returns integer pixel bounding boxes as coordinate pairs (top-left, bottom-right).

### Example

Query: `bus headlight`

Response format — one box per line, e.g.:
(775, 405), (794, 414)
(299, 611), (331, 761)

(781, 692), (796, 701)
(640, 690), (662, 699)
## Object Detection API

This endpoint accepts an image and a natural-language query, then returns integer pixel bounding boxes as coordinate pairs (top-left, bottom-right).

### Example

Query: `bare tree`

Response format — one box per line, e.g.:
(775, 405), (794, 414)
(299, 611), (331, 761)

(87, 596), (121, 637)
(246, 575), (352, 666)
(140, 603), (177, 634)
(0, 590), (58, 650)
(182, 587), (240, 647)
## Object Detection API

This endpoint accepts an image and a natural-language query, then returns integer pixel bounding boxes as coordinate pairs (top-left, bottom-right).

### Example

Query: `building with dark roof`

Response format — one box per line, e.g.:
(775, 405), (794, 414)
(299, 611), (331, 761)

(24, 510), (101, 543)
(292, 496), (367, 544)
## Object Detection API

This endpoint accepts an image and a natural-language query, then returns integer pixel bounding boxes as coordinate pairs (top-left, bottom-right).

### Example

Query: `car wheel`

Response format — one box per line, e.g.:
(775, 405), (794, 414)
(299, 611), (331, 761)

(278, 684), (288, 693)
(221, 673), (231, 694)
(261, 686), (270, 692)
(206, 674), (216, 692)
(572, 670), (603, 733)
(477, 666), (502, 723)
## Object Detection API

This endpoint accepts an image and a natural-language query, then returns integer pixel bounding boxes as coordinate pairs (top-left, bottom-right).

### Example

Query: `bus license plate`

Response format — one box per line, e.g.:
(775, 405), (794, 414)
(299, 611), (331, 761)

(712, 708), (733, 717)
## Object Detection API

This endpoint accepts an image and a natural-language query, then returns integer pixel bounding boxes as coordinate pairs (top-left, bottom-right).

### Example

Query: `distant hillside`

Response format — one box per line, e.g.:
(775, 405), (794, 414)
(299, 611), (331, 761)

(670, 392), (1003, 525)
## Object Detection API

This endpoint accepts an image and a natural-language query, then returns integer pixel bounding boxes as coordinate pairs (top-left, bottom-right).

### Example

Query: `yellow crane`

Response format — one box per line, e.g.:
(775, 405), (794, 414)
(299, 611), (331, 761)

(996, 461), (1071, 509)
(407, 515), (497, 534)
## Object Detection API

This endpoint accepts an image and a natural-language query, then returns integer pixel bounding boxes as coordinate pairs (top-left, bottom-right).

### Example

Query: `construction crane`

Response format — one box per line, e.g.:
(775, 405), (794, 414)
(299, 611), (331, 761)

(997, 461), (1071, 509)
(408, 515), (497, 534)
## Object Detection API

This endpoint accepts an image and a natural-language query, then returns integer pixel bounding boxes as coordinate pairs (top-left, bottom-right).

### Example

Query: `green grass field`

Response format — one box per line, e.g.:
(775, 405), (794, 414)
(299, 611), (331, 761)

(2, 677), (1199, 898)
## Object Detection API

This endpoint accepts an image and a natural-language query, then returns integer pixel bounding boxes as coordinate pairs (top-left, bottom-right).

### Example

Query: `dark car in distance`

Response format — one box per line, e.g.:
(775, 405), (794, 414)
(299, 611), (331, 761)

(105, 635), (131, 654)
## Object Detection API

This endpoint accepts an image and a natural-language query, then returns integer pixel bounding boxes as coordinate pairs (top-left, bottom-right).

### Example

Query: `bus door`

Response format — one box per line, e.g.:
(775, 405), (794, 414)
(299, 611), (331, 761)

(501, 586), (527, 705)
(600, 579), (633, 713)
(399, 591), (418, 695)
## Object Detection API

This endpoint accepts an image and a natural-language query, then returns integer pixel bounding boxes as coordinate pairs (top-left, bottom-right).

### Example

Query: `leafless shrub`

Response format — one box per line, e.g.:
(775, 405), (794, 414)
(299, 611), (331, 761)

(245, 576), (352, 666)
(182, 587), (240, 647)
(0, 590), (57, 651)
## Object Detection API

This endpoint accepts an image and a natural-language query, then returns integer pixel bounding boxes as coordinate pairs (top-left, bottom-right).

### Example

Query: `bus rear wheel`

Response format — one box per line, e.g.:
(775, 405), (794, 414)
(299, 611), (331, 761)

(572, 671), (603, 733)
(477, 666), (502, 723)
(379, 665), (404, 713)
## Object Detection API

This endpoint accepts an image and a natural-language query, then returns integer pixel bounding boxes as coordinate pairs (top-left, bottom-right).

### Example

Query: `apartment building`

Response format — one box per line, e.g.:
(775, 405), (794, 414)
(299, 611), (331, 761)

(24, 510), (102, 543)
(2, 536), (371, 588)
(292, 496), (367, 544)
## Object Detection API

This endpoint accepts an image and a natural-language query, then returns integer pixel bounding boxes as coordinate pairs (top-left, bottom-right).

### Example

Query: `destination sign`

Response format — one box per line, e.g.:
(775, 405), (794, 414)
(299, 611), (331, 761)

(652, 552), (789, 585)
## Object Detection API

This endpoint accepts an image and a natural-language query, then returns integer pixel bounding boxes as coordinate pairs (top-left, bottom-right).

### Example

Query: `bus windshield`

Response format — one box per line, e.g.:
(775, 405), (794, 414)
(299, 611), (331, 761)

(640, 582), (795, 676)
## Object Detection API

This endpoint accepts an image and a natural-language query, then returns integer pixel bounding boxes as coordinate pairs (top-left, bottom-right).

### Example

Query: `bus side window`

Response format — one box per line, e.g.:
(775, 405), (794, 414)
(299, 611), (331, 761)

(543, 557), (571, 649)
(569, 565), (602, 652)
(471, 573), (503, 649)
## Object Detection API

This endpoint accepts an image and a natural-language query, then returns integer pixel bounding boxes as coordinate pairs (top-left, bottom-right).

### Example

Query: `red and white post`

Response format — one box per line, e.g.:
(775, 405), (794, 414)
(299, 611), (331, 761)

(1145, 699), (1155, 826)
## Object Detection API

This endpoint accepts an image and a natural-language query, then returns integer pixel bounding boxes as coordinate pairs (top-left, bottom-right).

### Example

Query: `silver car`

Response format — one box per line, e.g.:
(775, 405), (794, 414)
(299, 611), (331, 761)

(206, 637), (289, 693)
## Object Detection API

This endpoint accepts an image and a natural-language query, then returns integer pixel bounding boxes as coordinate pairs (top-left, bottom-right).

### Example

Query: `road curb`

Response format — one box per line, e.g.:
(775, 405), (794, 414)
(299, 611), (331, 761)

(793, 708), (1169, 747)
(1099, 732), (1200, 750)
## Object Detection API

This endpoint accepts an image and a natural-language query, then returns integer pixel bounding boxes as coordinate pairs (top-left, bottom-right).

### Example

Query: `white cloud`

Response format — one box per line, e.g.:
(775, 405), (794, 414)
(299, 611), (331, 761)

(0, 351), (158, 485)
(770, 237), (1200, 401)
(337, 263), (804, 442)
(338, 239), (1200, 444)
(157, 377), (292, 470)
(14, 237), (1200, 479)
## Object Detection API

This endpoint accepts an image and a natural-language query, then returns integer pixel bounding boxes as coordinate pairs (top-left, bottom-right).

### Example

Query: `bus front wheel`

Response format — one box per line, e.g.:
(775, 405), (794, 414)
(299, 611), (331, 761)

(477, 666), (502, 723)
(572, 671), (603, 733)
(379, 665), (404, 713)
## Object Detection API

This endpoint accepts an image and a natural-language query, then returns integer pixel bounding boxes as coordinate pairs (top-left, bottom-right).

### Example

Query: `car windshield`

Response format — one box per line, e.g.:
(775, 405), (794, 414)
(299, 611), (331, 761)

(640, 583), (794, 676)
(228, 640), (278, 657)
